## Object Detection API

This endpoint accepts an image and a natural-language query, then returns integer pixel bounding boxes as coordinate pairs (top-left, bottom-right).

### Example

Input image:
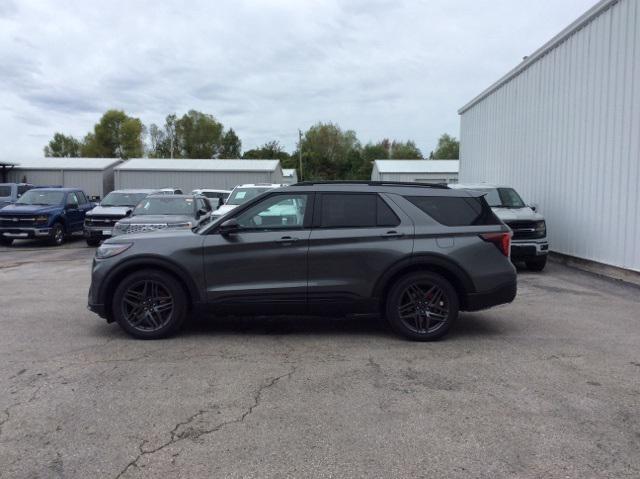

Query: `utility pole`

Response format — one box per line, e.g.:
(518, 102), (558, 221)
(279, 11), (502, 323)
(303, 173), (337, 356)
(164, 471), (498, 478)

(298, 129), (303, 181)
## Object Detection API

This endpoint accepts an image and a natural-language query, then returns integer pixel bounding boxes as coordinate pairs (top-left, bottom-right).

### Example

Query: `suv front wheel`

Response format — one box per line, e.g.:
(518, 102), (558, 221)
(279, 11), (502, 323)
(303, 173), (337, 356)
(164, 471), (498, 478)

(385, 272), (459, 341)
(112, 269), (188, 339)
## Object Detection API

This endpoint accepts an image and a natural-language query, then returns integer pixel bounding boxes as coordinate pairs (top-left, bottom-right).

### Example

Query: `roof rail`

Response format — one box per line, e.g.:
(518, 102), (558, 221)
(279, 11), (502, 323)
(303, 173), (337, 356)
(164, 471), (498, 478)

(292, 180), (450, 189)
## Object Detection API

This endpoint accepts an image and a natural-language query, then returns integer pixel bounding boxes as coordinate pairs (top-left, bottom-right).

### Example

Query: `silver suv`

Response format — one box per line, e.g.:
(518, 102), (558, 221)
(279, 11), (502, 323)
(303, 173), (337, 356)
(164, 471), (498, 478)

(88, 181), (517, 341)
(451, 184), (548, 271)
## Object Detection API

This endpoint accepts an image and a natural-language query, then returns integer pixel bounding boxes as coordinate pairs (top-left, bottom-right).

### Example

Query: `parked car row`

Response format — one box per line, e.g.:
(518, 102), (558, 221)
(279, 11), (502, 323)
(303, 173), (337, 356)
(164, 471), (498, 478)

(0, 182), (288, 247)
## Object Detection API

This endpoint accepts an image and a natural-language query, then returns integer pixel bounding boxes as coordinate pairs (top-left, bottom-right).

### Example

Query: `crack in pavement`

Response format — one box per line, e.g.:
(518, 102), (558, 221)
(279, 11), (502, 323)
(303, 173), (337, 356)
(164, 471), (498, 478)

(113, 365), (296, 479)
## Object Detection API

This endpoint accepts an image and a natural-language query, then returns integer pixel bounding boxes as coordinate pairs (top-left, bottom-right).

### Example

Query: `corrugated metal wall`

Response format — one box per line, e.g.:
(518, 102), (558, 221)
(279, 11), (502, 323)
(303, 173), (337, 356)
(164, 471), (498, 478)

(378, 172), (459, 183)
(8, 169), (111, 198)
(459, 0), (640, 272)
(114, 170), (279, 192)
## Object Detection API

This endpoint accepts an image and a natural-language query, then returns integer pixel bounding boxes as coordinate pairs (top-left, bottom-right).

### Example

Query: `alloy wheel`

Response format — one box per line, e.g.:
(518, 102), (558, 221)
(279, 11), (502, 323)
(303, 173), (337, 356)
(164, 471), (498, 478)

(121, 280), (175, 332)
(397, 282), (450, 334)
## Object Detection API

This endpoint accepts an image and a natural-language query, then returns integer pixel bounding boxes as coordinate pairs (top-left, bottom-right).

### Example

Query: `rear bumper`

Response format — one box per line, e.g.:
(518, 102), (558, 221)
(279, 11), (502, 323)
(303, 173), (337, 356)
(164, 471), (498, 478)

(464, 280), (517, 311)
(0, 227), (52, 238)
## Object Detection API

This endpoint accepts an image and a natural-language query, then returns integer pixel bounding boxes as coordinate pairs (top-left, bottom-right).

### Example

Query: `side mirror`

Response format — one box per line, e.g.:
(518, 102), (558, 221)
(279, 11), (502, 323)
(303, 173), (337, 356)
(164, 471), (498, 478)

(197, 208), (208, 218)
(219, 218), (239, 235)
(528, 202), (538, 212)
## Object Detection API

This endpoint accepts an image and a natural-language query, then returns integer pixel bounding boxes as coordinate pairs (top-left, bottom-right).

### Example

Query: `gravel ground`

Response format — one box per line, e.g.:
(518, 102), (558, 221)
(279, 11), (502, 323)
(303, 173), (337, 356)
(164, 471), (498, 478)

(0, 239), (639, 478)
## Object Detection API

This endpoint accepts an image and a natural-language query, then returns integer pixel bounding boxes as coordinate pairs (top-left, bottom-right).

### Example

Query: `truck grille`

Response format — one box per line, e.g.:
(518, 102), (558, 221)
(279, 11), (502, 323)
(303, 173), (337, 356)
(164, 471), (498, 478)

(0, 216), (36, 227)
(505, 220), (543, 239)
(119, 223), (167, 235)
(85, 215), (123, 227)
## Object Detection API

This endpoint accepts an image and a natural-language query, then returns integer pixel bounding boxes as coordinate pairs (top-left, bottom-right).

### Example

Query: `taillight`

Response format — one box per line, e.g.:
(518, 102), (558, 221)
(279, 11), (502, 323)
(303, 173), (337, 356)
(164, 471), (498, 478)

(480, 232), (512, 257)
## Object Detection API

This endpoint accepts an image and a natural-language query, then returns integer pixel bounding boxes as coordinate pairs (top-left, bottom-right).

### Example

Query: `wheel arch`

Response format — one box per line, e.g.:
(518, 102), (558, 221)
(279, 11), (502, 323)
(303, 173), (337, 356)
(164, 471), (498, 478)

(99, 255), (201, 320)
(374, 254), (475, 312)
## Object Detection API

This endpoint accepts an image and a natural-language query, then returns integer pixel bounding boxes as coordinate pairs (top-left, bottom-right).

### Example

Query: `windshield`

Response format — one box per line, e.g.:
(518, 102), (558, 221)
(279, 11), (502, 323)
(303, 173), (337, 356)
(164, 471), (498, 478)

(101, 192), (149, 207)
(476, 188), (526, 208)
(15, 190), (64, 206)
(133, 197), (195, 216)
(227, 187), (273, 205)
(0, 186), (11, 197)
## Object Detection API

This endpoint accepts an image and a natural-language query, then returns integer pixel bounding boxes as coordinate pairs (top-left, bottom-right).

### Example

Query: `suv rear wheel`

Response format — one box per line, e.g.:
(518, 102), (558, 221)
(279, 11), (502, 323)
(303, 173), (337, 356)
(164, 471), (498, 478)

(386, 272), (459, 341)
(112, 269), (188, 339)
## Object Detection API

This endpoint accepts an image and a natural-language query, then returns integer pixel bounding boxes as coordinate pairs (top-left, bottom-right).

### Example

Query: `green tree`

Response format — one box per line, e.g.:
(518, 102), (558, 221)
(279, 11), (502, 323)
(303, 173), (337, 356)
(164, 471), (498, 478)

(43, 133), (81, 157)
(219, 128), (242, 158)
(429, 133), (459, 159)
(243, 140), (290, 161)
(81, 110), (144, 159)
(175, 110), (224, 158)
(148, 114), (178, 158)
(299, 122), (361, 180)
(390, 140), (422, 159)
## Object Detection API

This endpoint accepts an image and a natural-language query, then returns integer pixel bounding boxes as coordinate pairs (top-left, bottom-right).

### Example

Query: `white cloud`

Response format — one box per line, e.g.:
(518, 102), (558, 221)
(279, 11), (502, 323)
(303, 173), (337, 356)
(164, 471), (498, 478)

(0, 0), (596, 158)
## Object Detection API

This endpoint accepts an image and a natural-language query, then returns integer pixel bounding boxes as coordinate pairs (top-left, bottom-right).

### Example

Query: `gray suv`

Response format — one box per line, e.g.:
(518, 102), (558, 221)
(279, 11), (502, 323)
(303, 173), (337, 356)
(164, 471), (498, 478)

(88, 181), (517, 340)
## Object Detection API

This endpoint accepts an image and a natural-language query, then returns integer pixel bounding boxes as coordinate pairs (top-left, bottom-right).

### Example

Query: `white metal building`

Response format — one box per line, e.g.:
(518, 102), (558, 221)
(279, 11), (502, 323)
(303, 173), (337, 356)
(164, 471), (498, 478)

(371, 160), (459, 184)
(6, 158), (121, 199)
(458, 0), (639, 273)
(114, 159), (285, 192)
(282, 168), (299, 184)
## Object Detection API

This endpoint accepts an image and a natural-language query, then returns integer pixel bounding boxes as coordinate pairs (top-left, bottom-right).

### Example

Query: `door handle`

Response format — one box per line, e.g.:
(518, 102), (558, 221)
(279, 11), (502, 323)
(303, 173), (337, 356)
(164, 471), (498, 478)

(381, 230), (404, 238)
(276, 236), (299, 244)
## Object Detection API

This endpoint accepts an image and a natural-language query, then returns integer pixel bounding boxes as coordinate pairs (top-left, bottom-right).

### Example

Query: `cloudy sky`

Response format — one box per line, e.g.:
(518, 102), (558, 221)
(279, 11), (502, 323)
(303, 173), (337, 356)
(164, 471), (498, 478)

(0, 0), (595, 158)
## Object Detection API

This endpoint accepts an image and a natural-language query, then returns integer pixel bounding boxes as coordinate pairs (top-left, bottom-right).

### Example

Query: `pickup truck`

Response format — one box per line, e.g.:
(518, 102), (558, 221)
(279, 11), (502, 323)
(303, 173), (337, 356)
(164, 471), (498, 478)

(0, 183), (35, 209)
(84, 189), (163, 246)
(0, 188), (95, 246)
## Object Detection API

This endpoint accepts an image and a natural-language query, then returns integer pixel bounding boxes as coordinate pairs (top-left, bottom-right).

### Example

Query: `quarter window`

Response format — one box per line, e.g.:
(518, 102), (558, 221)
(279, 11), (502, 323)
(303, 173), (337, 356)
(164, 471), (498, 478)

(235, 194), (309, 230)
(406, 195), (499, 226)
(319, 194), (400, 228)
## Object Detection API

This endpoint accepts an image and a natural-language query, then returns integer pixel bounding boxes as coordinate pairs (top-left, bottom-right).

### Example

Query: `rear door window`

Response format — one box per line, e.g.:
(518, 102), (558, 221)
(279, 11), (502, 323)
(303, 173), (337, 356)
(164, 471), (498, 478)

(319, 194), (400, 228)
(405, 195), (499, 226)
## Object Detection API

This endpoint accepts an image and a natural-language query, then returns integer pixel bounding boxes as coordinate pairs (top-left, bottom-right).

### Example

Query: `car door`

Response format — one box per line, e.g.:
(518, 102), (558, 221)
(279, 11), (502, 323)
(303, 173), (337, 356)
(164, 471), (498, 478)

(64, 192), (84, 232)
(307, 192), (414, 315)
(195, 197), (212, 225)
(202, 191), (313, 314)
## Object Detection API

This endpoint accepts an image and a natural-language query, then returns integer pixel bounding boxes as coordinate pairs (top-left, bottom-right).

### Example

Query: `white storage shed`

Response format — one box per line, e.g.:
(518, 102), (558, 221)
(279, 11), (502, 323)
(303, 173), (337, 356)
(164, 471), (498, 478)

(371, 160), (459, 184)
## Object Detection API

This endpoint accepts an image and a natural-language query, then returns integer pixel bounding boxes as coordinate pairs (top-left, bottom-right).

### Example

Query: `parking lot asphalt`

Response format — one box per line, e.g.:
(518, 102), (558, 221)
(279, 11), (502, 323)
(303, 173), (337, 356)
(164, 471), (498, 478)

(0, 239), (639, 479)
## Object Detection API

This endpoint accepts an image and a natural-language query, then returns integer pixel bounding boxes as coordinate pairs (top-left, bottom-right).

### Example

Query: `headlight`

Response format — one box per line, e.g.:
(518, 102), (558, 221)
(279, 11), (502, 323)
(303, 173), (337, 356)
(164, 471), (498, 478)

(535, 220), (546, 237)
(95, 242), (132, 259)
(168, 222), (193, 229)
(35, 215), (49, 223)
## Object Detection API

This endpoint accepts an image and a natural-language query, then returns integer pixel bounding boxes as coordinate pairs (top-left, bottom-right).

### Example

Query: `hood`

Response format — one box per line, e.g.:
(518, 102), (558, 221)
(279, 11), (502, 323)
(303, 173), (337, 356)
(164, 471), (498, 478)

(212, 204), (238, 216)
(492, 207), (544, 222)
(0, 203), (61, 215)
(117, 214), (195, 225)
(87, 205), (132, 217)
(0, 198), (12, 208)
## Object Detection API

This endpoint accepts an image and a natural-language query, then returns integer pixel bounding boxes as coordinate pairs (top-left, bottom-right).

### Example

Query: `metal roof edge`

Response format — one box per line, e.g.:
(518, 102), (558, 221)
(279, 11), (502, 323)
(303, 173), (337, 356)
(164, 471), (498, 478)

(458, 0), (619, 114)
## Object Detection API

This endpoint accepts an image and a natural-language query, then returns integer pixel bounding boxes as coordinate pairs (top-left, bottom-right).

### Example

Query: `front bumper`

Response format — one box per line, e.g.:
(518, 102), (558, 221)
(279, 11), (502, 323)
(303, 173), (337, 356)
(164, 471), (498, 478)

(511, 239), (548, 260)
(0, 226), (52, 238)
(84, 225), (113, 239)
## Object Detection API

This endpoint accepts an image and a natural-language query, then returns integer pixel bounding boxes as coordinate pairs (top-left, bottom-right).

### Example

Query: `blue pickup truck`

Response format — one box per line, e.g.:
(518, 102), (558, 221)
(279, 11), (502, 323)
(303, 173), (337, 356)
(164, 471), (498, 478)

(0, 188), (95, 246)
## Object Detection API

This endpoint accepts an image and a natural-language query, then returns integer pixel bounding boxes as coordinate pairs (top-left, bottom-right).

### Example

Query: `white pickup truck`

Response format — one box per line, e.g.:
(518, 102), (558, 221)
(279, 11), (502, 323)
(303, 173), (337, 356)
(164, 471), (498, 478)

(450, 183), (549, 271)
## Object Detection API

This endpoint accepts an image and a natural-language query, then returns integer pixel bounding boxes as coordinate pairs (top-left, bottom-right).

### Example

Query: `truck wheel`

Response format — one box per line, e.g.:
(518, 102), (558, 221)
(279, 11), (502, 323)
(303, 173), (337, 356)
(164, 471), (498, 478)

(526, 257), (547, 272)
(385, 271), (459, 341)
(0, 236), (13, 246)
(48, 222), (65, 246)
(86, 238), (101, 247)
(112, 269), (188, 339)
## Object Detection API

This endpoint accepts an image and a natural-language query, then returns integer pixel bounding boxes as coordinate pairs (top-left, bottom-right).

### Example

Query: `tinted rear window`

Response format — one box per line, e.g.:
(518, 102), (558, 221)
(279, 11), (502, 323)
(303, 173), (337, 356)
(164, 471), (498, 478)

(0, 186), (11, 196)
(320, 194), (400, 228)
(406, 195), (499, 226)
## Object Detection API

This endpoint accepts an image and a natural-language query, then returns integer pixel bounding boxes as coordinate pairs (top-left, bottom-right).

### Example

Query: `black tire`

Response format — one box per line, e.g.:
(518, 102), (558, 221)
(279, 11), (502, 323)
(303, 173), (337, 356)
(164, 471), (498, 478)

(48, 222), (65, 246)
(86, 238), (101, 247)
(385, 271), (459, 341)
(0, 236), (13, 246)
(526, 257), (547, 272)
(112, 269), (188, 339)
